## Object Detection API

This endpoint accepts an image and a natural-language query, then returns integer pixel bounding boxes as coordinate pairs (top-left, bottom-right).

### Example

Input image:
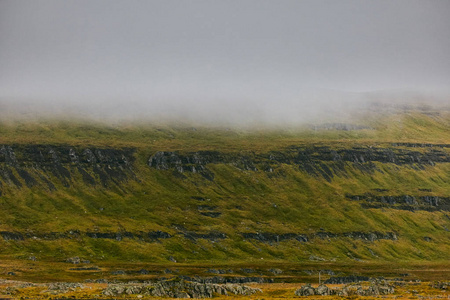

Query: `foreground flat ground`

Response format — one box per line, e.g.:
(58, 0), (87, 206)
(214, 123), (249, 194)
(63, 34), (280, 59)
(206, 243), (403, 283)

(0, 281), (448, 299)
(0, 260), (448, 299)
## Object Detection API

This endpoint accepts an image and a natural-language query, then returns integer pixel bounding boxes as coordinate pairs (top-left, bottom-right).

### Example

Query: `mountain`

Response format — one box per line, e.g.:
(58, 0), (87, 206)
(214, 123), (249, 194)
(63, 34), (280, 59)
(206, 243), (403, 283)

(0, 105), (448, 282)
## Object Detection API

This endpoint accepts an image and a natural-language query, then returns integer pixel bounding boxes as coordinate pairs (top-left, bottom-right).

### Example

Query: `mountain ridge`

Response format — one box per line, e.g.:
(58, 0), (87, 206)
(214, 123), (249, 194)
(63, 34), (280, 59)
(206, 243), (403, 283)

(0, 110), (448, 272)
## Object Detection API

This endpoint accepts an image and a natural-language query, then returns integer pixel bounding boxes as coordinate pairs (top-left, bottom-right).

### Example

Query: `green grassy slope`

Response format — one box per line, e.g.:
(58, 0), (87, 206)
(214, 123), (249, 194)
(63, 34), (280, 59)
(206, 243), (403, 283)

(0, 110), (448, 268)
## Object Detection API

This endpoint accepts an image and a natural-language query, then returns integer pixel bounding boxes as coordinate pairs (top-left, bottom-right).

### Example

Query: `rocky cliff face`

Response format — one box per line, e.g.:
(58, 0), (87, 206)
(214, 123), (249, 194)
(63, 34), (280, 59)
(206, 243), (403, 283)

(148, 145), (449, 181)
(0, 229), (396, 244)
(0, 230), (171, 242)
(148, 145), (449, 208)
(2, 143), (444, 191)
(347, 194), (450, 212)
(0, 145), (135, 190)
(242, 231), (398, 243)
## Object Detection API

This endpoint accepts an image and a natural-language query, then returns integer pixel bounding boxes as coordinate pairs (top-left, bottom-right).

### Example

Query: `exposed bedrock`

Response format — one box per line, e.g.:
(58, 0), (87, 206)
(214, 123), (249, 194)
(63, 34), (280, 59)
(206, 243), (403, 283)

(324, 275), (370, 284)
(102, 279), (262, 298)
(0, 145), (135, 188)
(348, 194), (450, 212)
(179, 276), (270, 284)
(242, 231), (397, 243)
(148, 145), (449, 181)
(0, 230), (171, 242)
(0, 230), (397, 243)
(295, 282), (395, 296)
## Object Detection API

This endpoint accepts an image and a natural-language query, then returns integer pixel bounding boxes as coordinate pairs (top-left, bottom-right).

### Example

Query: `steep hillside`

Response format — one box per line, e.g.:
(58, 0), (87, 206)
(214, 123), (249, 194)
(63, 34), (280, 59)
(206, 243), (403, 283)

(0, 110), (448, 275)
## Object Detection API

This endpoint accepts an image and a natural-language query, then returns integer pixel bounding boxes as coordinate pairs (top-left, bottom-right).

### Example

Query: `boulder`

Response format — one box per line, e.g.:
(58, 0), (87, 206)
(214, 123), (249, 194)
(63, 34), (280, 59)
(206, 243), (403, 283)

(295, 284), (315, 296)
(316, 284), (329, 295)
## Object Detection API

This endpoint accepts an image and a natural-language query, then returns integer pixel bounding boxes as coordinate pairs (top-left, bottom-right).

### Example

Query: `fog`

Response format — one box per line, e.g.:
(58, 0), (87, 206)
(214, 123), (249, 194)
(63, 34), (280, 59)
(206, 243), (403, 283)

(1, 1), (449, 125)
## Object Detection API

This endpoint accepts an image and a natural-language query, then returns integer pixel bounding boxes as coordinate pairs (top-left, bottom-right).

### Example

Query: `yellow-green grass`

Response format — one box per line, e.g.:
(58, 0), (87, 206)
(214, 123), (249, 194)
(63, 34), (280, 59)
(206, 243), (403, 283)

(0, 110), (448, 282)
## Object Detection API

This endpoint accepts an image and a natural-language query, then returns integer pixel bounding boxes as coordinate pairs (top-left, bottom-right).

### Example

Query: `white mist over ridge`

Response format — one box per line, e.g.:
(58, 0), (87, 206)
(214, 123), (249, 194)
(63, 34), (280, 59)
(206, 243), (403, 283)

(1, 90), (448, 127)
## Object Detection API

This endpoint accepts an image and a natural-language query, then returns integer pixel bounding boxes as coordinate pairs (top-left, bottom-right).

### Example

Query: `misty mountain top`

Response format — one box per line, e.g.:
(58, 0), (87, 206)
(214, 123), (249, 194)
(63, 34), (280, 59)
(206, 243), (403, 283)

(0, 90), (448, 127)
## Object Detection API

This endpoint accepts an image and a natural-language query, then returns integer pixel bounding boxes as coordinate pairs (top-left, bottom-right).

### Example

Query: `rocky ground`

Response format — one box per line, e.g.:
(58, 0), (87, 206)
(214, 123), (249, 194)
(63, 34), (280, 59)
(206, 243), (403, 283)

(0, 277), (448, 299)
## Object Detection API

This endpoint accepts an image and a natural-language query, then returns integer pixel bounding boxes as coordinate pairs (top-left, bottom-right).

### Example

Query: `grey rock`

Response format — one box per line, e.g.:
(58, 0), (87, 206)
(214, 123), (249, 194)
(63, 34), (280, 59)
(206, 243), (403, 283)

(66, 256), (81, 264)
(325, 275), (370, 284)
(316, 284), (329, 295)
(45, 282), (84, 294)
(431, 281), (449, 290)
(111, 270), (126, 275)
(295, 284), (316, 296)
(294, 283), (394, 297)
(309, 255), (326, 261)
(268, 268), (283, 275)
(103, 278), (261, 298)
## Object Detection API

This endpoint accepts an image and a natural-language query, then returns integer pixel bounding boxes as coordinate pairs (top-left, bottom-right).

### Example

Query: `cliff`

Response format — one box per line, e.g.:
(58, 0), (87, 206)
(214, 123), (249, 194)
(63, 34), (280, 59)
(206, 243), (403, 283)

(0, 112), (448, 266)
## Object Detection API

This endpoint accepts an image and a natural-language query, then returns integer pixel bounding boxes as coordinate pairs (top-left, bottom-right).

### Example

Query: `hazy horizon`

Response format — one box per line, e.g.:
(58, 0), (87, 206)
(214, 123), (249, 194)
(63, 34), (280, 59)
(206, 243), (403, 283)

(1, 1), (449, 125)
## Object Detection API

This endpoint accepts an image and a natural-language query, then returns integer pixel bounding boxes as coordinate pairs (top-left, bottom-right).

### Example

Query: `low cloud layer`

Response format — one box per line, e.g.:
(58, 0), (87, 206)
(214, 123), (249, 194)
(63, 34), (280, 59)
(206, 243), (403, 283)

(1, 1), (449, 125)
(1, 90), (448, 127)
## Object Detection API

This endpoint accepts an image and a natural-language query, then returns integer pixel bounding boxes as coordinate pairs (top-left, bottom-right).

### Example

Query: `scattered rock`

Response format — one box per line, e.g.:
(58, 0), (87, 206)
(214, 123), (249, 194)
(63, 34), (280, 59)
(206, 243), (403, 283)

(431, 281), (449, 290)
(180, 275), (269, 284)
(44, 282), (84, 294)
(268, 268), (283, 275)
(295, 284), (316, 296)
(69, 266), (100, 271)
(66, 256), (81, 264)
(316, 284), (330, 295)
(206, 269), (233, 274)
(295, 283), (394, 297)
(309, 255), (326, 261)
(111, 270), (126, 275)
(103, 278), (262, 298)
(325, 275), (370, 284)
(240, 268), (256, 274)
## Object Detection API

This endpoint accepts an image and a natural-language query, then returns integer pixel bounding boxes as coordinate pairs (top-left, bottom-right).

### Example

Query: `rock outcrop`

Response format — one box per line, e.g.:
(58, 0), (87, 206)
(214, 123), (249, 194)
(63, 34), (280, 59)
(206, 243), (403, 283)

(431, 281), (449, 290)
(242, 231), (397, 244)
(179, 275), (270, 284)
(324, 275), (370, 284)
(295, 282), (394, 296)
(0, 230), (171, 242)
(0, 229), (398, 245)
(348, 194), (450, 212)
(148, 145), (449, 183)
(44, 282), (84, 294)
(0, 145), (135, 190)
(102, 278), (262, 298)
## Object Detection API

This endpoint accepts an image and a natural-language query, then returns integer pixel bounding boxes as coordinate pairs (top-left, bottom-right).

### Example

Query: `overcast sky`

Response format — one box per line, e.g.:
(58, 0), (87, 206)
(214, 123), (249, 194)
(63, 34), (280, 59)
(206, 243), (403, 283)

(1, 1), (449, 123)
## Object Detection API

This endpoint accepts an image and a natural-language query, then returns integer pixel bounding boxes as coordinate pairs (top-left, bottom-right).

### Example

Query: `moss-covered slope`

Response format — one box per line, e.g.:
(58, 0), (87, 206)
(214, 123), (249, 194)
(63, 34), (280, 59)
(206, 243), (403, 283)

(0, 111), (448, 264)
